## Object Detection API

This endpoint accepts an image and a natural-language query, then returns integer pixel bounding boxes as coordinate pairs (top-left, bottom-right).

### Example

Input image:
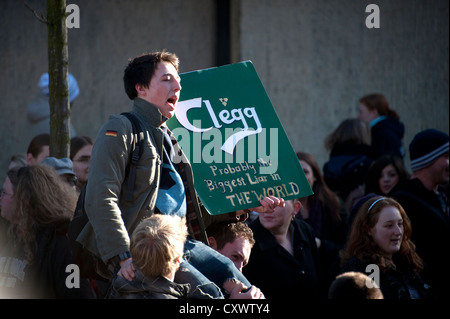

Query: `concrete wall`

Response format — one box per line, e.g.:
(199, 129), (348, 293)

(1, 0), (448, 183)
(0, 0), (217, 182)
(234, 0), (449, 170)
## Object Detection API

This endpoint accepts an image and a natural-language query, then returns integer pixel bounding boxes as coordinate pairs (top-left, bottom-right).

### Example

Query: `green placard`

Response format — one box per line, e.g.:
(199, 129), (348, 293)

(167, 61), (313, 215)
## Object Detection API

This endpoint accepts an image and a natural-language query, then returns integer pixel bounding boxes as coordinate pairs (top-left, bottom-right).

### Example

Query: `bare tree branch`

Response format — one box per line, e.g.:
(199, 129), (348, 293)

(23, 1), (48, 24)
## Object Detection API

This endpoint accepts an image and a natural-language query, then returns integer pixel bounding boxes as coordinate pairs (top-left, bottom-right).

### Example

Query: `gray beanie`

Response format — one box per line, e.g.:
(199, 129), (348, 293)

(409, 129), (449, 171)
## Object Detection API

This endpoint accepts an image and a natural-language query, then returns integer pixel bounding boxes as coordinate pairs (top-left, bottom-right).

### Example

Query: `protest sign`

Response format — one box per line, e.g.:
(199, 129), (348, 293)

(167, 61), (313, 215)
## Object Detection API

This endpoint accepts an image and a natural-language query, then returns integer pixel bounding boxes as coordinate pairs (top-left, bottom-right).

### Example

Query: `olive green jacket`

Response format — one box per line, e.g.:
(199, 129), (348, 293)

(77, 98), (210, 263)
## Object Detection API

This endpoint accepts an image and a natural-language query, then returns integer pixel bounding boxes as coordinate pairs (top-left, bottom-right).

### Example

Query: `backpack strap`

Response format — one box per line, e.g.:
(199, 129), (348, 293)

(121, 112), (145, 201)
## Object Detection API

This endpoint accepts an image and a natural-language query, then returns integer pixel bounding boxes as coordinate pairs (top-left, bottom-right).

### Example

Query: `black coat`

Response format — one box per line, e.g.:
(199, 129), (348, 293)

(296, 199), (348, 288)
(339, 256), (434, 299)
(371, 117), (405, 159)
(323, 142), (377, 200)
(390, 178), (450, 299)
(0, 221), (95, 298)
(243, 218), (322, 299)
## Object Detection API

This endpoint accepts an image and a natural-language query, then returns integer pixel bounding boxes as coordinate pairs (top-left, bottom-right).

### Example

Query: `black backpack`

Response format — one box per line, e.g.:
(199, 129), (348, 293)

(67, 112), (144, 280)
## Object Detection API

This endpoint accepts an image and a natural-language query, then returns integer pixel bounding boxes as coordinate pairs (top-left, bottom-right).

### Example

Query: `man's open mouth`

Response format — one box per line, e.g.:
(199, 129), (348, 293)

(167, 96), (178, 106)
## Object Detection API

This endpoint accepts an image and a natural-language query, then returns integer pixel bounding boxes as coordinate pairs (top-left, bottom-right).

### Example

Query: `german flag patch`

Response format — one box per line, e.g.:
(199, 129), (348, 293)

(105, 130), (118, 137)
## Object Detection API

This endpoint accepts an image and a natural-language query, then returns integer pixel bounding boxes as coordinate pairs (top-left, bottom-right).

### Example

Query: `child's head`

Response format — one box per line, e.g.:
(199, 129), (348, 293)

(131, 214), (187, 279)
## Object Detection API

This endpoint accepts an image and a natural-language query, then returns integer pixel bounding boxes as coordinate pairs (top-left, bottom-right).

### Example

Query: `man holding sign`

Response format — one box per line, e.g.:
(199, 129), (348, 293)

(78, 50), (281, 298)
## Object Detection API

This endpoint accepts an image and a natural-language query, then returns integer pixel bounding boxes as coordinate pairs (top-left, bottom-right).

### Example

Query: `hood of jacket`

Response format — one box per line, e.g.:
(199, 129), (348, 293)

(27, 92), (50, 123)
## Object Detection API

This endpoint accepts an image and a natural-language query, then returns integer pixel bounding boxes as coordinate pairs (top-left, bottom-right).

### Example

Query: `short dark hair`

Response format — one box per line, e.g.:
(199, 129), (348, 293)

(123, 50), (180, 100)
(206, 221), (255, 250)
(70, 135), (93, 160)
(27, 133), (50, 157)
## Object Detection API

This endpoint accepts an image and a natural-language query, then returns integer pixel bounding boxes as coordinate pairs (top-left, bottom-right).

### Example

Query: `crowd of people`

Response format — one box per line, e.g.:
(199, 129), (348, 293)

(0, 51), (448, 301)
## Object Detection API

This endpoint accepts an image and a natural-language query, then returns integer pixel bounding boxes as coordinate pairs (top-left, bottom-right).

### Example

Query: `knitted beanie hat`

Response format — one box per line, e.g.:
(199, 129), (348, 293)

(409, 129), (449, 171)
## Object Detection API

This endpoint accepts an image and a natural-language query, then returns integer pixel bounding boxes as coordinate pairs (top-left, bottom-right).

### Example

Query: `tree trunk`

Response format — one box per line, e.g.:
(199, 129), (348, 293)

(47, 0), (70, 158)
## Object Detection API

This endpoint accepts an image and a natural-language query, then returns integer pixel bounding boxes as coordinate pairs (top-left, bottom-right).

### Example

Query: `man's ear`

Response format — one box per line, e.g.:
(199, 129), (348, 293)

(26, 153), (34, 166)
(208, 236), (218, 250)
(135, 83), (146, 97)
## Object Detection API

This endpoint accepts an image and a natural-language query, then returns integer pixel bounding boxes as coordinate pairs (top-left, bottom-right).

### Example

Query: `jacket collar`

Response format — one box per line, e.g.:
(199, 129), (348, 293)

(132, 97), (168, 128)
(370, 115), (387, 127)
